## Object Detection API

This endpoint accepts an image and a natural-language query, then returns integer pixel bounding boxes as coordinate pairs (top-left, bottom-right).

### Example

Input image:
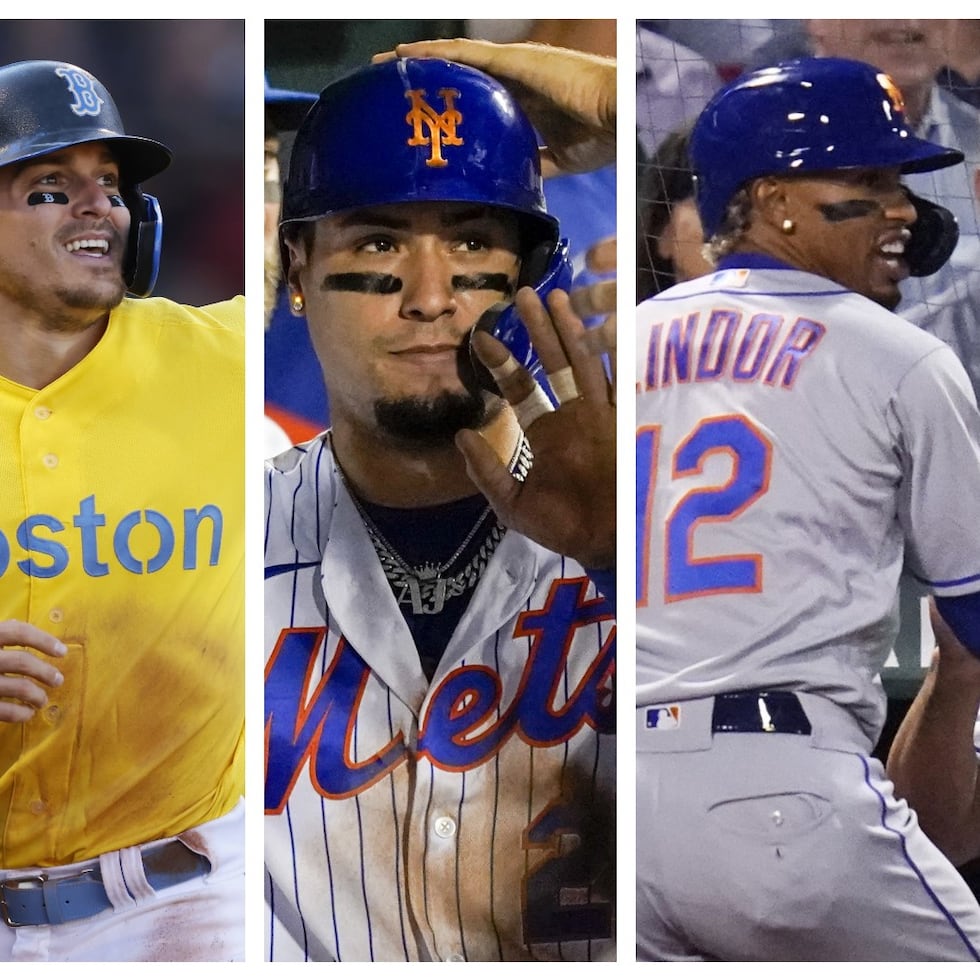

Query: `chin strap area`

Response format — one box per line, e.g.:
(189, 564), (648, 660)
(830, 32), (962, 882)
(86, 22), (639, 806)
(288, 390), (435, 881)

(905, 189), (959, 278)
(123, 192), (163, 297)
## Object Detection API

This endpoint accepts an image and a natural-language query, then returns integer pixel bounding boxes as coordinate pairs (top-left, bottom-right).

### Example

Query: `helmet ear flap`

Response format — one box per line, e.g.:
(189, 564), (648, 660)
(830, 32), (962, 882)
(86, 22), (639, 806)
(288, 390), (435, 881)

(904, 190), (959, 278)
(123, 192), (163, 297)
(469, 238), (573, 397)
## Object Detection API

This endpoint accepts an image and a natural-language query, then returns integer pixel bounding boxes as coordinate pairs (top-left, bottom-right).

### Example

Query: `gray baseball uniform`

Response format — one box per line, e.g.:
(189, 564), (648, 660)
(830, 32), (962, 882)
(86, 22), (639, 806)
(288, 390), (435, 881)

(635, 258), (980, 960)
(264, 436), (615, 962)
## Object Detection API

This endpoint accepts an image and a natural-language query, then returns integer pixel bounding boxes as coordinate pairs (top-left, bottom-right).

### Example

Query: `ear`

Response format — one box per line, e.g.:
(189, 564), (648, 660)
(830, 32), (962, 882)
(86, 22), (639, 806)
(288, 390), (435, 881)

(283, 234), (308, 296)
(748, 176), (791, 230)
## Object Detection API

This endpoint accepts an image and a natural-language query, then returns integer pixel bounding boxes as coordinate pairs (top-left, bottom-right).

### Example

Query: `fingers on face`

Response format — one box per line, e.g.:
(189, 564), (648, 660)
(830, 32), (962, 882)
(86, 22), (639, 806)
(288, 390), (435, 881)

(539, 288), (610, 404)
(470, 329), (553, 426)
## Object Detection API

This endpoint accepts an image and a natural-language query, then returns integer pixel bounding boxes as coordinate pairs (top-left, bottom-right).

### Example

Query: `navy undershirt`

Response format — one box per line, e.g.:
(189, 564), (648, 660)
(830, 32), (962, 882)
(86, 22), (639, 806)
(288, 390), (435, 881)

(358, 493), (495, 681)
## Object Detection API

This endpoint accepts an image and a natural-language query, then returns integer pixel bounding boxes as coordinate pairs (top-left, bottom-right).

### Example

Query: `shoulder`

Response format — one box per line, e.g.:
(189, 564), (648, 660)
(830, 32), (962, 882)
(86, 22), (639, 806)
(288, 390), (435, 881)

(266, 433), (336, 511)
(266, 432), (331, 481)
(265, 434), (336, 558)
(114, 295), (244, 341)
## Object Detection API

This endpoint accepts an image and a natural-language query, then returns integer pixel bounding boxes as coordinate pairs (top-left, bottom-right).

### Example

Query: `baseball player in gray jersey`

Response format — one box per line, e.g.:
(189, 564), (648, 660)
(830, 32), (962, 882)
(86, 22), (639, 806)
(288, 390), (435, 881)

(264, 48), (615, 962)
(636, 57), (980, 961)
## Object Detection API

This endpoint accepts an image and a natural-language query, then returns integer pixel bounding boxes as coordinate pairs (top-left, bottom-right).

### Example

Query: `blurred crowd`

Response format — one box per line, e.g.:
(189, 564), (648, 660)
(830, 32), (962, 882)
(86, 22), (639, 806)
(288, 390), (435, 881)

(0, 20), (244, 306)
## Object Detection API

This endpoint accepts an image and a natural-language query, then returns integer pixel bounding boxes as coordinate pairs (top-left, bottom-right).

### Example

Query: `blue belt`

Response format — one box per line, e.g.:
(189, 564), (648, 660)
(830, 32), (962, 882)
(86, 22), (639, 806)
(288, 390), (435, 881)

(0, 839), (210, 927)
(711, 691), (812, 735)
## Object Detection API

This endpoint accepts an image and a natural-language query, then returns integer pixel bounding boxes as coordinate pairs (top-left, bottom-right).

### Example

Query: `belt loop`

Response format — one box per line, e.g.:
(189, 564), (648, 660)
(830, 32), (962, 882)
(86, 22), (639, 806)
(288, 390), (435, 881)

(120, 844), (155, 902)
(99, 850), (137, 911)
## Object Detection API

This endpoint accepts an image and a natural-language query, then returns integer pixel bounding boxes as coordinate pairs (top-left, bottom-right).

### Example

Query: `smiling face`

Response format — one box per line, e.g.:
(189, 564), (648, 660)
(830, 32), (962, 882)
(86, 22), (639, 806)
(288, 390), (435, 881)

(750, 166), (918, 310)
(286, 201), (522, 446)
(0, 142), (130, 329)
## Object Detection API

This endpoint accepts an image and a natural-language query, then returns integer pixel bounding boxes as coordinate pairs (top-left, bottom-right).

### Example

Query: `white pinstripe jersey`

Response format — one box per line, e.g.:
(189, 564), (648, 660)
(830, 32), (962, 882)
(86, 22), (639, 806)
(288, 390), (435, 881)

(264, 435), (616, 962)
(636, 263), (980, 748)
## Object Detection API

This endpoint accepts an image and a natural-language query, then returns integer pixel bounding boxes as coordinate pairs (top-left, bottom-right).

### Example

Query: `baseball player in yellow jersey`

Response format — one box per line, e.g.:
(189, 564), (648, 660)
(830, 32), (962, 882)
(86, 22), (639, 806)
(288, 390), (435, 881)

(0, 60), (243, 960)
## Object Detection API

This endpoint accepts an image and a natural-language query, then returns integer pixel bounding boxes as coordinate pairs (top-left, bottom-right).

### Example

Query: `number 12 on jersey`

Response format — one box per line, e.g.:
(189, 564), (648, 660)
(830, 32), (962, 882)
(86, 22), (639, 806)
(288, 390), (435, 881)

(637, 414), (773, 605)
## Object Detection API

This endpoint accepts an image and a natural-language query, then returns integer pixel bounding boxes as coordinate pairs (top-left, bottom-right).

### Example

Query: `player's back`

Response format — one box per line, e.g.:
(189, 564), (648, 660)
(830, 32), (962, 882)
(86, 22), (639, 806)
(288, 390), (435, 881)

(635, 263), (975, 739)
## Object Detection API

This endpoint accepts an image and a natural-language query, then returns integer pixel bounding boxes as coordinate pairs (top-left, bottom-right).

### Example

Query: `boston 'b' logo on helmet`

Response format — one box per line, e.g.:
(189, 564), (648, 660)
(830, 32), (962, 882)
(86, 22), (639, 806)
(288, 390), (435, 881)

(55, 66), (105, 118)
(404, 87), (463, 168)
(875, 72), (906, 116)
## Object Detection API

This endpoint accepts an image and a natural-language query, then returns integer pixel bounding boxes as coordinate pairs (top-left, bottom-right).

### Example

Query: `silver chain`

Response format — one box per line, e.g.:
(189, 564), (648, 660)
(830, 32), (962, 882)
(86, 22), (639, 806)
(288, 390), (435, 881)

(335, 435), (532, 615)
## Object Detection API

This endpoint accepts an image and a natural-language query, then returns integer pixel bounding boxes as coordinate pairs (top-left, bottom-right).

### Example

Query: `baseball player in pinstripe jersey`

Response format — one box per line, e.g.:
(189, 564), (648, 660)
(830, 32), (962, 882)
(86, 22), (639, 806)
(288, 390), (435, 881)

(264, 52), (615, 962)
(636, 58), (980, 960)
(0, 61), (244, 960)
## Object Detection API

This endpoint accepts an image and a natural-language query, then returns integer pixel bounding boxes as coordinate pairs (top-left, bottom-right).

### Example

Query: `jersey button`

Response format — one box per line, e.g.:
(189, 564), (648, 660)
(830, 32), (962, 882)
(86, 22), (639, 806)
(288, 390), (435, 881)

(33, 406), (52, 420)
(29, 799), (48, 816)
(42, 453), (58, 469)
(433, 816), (457, 839)
(48, 609), (63, 624)
(43, 704), (61, 725)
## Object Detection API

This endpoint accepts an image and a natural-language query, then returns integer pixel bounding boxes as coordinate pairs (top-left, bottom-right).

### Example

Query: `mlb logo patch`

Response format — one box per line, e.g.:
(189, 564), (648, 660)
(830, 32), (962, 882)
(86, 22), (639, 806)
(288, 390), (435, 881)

(708, 268), (750, 289)
(645, 704), (681, 729)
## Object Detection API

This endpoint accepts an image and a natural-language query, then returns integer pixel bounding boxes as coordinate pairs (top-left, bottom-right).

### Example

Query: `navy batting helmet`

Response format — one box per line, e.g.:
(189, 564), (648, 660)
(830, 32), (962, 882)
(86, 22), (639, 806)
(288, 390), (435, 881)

(0, 60), (173, 296)
(690, 57), (964, 274)
(280, 57), (572, 387)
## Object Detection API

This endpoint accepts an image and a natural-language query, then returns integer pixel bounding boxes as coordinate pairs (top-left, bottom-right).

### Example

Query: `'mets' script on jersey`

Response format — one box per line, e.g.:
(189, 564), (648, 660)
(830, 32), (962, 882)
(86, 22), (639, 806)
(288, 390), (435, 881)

(635, 266), (980, 746)
(264, 438), (615, 962)
(0, 296), (245, 866)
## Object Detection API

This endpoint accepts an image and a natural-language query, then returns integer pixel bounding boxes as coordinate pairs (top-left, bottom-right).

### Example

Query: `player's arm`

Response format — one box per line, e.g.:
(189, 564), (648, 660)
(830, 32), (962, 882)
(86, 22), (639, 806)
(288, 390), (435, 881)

(457, 287), (615, 576)
(0, 620), (67, 724)
(887, 599), (980, 867)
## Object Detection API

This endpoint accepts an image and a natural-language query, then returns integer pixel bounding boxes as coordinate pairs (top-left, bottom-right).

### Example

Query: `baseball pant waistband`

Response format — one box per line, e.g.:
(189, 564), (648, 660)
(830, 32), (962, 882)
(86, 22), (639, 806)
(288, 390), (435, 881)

(0, 839), (210, 927)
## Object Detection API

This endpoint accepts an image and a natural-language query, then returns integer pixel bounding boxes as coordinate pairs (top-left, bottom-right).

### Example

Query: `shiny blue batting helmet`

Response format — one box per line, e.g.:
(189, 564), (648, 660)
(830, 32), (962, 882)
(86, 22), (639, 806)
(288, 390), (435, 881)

(690, 57), (964, 241)
(280, 57), (572, 386)
(0, 60), (172, 296)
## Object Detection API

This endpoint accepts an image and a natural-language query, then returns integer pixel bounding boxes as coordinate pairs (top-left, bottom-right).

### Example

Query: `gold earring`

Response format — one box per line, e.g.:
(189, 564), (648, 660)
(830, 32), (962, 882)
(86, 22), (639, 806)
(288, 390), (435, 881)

(781, 218), (795, 234)
(291, 293), (305, 313)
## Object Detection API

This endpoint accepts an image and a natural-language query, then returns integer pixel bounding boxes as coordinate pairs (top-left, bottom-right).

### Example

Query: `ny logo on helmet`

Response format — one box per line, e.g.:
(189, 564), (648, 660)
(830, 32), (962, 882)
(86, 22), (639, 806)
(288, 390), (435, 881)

(55, 66), (104, 118)
(875, 72), (906, 117)
(404, 87), (463, 168)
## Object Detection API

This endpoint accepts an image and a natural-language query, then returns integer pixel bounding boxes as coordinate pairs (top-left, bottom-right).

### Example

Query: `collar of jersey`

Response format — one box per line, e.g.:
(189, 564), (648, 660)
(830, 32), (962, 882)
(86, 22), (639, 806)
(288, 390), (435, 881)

(716, 252), (797, 272)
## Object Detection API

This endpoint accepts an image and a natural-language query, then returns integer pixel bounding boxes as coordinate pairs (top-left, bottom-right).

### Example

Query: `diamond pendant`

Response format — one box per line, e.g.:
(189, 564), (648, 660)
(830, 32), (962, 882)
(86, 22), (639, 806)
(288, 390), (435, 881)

(397, 576), (448, 615)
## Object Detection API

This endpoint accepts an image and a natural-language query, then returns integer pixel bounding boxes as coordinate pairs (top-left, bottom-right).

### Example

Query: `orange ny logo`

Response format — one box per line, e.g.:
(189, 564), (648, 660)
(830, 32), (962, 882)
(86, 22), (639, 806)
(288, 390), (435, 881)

(876, 72), (906, 115)
(404, 87), (463, 167)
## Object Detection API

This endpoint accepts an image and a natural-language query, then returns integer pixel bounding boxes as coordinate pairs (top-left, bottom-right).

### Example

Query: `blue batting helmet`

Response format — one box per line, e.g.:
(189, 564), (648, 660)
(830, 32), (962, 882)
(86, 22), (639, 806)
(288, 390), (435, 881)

(690, 57), (964, 241)
(0, 60), (172, 296)
(280, 57), (572, 386)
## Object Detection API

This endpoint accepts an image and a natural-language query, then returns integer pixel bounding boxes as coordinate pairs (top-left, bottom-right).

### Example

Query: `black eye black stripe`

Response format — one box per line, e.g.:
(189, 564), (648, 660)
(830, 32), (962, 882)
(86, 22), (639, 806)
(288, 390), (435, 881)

(320, 272), (515, 295)
(817, 200), (881, 222)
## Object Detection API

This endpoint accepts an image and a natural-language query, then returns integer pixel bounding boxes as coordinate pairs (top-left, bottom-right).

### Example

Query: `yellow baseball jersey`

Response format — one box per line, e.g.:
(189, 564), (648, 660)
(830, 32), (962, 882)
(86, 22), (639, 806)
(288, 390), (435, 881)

(0, 295), (244, 867)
